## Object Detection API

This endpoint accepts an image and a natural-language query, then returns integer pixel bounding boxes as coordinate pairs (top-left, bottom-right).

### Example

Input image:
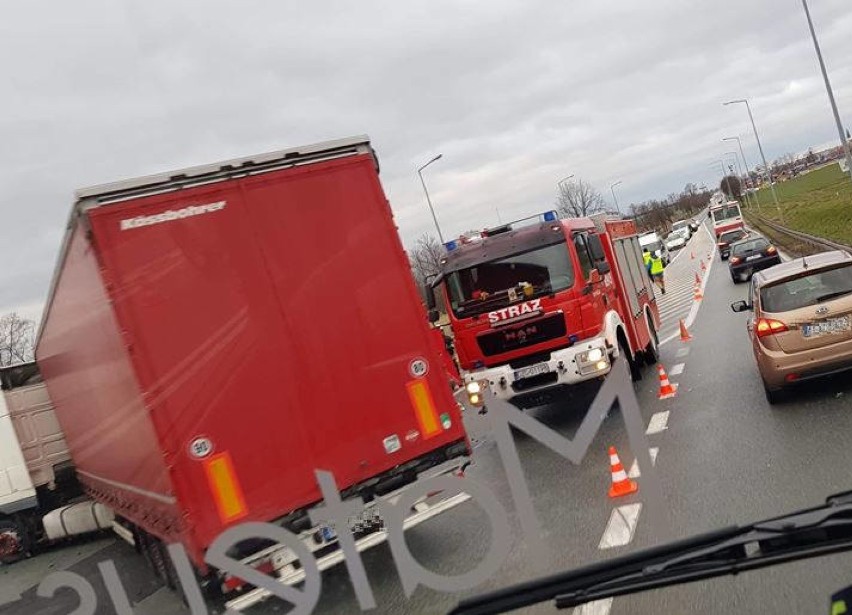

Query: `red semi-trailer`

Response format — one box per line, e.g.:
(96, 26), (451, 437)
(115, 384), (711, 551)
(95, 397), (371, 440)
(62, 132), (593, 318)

(36, 136), (470, 608)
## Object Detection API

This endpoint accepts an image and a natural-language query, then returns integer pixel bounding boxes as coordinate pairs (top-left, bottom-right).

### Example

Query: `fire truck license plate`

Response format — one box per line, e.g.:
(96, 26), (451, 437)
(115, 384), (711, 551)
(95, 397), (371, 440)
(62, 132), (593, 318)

(513, 362), (550, 381)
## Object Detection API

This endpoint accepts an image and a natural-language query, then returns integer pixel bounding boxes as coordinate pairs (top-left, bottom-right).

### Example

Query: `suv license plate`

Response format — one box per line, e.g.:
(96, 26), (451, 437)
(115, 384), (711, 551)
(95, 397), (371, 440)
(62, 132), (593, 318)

(803, 316), (851, 337)
(514, 363), (550, 381)
(746, 254), (761, 261)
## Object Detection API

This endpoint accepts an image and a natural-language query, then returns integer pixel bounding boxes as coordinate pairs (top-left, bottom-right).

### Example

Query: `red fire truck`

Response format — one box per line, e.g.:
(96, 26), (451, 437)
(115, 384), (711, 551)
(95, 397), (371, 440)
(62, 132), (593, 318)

(710, 201), (745, 238)
(428, 213), (661, 408)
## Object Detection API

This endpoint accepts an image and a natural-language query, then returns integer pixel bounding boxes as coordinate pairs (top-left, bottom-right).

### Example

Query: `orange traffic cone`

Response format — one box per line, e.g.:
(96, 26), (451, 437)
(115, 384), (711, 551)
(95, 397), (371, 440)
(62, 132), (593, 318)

(690, 251), (695, 260)
(608, 446), (638, 498)
(693, 285), (703, 300)
(700, 260), (707, 271)
(679, 319), (692, 342)
(657, 364), (678, 399)
(694, 272), (701, 286)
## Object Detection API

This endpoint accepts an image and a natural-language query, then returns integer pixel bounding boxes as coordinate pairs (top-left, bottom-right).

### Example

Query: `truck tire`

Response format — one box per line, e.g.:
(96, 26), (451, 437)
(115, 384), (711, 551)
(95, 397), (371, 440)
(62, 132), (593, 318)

(0, 516), (30, 564)
(643, 320), (660, 366)
(618, 336), (641, 382)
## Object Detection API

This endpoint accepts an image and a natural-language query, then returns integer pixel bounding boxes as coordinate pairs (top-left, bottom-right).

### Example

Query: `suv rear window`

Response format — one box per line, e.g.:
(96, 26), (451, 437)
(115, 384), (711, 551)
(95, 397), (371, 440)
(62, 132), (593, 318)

(731, 238), (768, 255)
(720, 230), (746, 243)
(760, 264), (852, 313)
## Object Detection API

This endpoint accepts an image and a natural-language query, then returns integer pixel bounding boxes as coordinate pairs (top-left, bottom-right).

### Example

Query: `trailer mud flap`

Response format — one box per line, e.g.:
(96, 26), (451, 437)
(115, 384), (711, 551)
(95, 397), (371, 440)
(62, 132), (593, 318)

(204, 452), (248, 524)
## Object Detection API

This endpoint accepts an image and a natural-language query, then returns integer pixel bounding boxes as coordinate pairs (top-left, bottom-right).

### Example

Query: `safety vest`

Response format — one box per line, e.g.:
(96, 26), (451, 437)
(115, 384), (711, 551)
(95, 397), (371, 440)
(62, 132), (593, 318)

(643, 252), (652, 267)
(650, 255), (664, 275)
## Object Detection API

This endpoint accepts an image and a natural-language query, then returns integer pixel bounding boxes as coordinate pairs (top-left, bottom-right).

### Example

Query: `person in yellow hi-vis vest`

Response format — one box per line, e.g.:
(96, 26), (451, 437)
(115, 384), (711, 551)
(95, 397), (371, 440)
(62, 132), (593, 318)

(647, 250), (666, 294)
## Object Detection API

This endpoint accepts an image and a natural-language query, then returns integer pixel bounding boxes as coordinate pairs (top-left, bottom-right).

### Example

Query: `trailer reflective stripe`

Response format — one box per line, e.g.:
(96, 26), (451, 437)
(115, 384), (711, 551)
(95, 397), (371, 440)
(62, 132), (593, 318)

(204, 452), (248, 523)
(406, 380), (441, 439)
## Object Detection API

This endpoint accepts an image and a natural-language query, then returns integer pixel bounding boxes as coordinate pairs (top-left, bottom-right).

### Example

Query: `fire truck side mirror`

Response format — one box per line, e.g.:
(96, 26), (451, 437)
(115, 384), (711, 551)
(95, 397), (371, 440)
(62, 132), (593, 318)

(587, 234), (606, 261)
(424, 284), (437, 311)
(596, 260), (611, 275)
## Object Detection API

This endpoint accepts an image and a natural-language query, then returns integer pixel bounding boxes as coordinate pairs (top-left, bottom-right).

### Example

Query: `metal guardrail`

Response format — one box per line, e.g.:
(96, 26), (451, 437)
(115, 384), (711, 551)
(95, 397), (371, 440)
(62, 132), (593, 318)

(750, 214), (851, 256)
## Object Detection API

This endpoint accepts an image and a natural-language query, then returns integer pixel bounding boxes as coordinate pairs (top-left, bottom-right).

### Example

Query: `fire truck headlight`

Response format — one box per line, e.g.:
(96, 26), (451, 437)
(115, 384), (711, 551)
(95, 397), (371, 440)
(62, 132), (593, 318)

(587, 347), (603, 363)
(466, 380), (488, 407)
(595, 360), (608, 370)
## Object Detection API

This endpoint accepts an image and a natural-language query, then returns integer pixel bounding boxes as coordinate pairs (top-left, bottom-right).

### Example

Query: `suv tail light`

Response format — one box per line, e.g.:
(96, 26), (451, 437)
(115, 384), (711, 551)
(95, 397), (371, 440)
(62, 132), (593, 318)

(766, 246), (777, 254)
(730, 256), (742, 264)
(756, 318), (788, 338)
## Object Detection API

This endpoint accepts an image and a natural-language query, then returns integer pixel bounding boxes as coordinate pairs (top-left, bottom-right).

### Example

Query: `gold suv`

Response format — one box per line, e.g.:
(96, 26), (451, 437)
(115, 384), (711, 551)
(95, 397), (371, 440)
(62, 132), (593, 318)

(731, 250), (852, 404)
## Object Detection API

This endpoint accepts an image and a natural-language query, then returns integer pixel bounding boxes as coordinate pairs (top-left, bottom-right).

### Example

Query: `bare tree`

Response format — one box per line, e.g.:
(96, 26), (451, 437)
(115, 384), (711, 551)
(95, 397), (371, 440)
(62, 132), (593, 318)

(0, 312), (36, 367)
(556, 179), (605, 218)
(720, 175), (742, 199)
(409, 234), (444, 286)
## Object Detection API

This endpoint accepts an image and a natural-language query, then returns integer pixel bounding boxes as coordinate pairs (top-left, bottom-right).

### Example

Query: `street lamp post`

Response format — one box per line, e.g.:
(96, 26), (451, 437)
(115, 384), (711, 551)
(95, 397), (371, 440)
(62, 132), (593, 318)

(610, 181), (623, 215)
(713, 161), (734, 200)
(556, 174), (575, 217)
(801, 0), (852, 183)
(723, 99), (781, 210)
(557, 174), (575, 190)
(724, 150), (751, 208)
(723, 136), (760, 211)
(417, 154), (445, 245)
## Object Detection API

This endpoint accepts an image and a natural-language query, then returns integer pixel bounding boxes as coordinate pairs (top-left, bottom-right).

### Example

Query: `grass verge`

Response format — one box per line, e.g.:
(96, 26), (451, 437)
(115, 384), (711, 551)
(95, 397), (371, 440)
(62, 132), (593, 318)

(744, 163), (852, 247)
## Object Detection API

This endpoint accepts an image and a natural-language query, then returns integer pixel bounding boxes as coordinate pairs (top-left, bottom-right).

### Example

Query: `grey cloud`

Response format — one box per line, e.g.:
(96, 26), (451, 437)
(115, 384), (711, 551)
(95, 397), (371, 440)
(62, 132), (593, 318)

(2, 0), (851, 317)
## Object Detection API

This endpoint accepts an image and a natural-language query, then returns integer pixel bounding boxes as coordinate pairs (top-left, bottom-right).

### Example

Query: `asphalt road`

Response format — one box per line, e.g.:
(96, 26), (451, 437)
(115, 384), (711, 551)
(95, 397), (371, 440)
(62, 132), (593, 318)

(4, 221), (852, 615)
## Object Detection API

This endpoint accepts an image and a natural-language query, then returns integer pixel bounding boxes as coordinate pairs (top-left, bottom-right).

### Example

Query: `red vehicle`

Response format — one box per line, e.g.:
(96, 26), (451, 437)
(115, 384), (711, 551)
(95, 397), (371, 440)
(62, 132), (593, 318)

(429, 213), (661, 408)
(710, 200), (745, 238)
(36, 136), (470, 608)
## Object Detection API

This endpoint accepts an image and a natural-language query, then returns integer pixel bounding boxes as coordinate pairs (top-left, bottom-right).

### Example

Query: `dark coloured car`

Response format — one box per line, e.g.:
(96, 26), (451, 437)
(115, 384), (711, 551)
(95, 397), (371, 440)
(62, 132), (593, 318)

(717, 228), (749, 260)
(729, 237), (781, 283)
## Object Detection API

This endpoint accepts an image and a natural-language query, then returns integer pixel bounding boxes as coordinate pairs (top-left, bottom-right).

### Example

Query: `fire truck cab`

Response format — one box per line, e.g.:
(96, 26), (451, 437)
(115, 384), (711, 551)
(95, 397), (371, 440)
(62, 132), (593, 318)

(429, 212), (661, 407)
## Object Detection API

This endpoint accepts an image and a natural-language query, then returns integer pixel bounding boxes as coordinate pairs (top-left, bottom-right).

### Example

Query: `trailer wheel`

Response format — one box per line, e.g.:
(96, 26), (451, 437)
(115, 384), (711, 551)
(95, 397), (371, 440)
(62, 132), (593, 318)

(0, 516), (30, 564)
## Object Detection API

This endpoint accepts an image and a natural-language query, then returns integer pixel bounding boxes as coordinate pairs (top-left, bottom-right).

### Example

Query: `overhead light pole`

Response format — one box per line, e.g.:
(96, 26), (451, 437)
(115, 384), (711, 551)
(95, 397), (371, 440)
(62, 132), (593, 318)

(417, 154), (445, 244)
(712, 161), (734, 201)
(723, 136), (760, 211)
(724, 150), (751, 208)
(557, 174), (575, 190)
(723, 99), (781, 210)
(801, 0), (852, 182)
(610, 181), (623, 215)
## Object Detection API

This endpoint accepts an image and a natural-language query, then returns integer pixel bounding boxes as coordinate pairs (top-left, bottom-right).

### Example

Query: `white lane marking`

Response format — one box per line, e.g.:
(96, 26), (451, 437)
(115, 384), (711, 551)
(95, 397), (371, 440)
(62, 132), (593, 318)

(646, 411), (669, 434)
(660, 224), (715, 346)
(573, 598), (614, 615)
(669, 363), (684, 376)
(676, 347), (690, 358)
(628, 447), (659, 478)
(598, 503), (643, 549)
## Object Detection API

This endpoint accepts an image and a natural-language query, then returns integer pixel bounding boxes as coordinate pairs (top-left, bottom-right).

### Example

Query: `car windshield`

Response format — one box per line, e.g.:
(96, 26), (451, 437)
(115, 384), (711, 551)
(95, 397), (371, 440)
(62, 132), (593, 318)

(666, 232), (682, 241)
(444, 241), (575, 318)
(712, 205), (741, 222)
(731, 238), (768, 255)
(672, 221), (688, 230)
(761, 263), (852, 312)
(720, 230), (746, 243)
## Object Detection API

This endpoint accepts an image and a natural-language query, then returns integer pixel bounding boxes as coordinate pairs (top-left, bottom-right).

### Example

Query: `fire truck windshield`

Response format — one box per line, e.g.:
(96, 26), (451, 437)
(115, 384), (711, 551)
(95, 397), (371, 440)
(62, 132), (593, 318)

(712, 205), (740, 222)
(445, 241), (575, 318)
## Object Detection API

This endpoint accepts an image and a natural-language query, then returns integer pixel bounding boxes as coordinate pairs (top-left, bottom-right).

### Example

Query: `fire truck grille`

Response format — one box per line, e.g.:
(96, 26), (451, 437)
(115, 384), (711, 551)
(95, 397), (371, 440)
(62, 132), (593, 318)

(477, 314), (567, 357)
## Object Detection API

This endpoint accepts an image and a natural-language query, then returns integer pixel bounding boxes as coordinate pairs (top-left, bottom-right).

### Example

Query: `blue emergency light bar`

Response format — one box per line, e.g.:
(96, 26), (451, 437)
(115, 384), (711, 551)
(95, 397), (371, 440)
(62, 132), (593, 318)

(445, 211), (561, 251)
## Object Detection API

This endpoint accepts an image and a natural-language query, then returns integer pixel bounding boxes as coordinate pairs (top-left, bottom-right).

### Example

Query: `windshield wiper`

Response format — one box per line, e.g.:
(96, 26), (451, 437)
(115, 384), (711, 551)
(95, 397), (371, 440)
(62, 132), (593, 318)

(814, 290), (852, 303)
(449, 491), (852, 615)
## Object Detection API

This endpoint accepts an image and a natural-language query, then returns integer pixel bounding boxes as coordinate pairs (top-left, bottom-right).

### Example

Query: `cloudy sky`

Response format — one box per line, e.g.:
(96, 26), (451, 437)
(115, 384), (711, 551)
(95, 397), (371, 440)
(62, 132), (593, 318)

(2, 0), (851, 322)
